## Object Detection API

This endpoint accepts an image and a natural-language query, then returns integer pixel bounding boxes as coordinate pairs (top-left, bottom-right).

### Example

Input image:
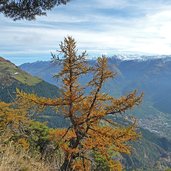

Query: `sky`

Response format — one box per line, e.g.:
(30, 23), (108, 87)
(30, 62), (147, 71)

(1, 0), (171, 65)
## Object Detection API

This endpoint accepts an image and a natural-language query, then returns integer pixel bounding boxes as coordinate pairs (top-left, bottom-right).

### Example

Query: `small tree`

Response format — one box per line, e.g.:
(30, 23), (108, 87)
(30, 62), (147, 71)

(0, 0), (70, 20)
(17, 36), (142, 170)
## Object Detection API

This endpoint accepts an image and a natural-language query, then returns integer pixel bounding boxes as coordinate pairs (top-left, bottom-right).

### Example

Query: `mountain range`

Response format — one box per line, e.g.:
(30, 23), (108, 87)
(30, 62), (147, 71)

(20, 56), (171, 138)
(1, 56), (171, 170)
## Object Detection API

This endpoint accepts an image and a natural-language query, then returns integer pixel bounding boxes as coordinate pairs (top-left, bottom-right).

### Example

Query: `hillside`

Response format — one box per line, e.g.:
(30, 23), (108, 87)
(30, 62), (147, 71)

(20, 56), (171, 138)
(0, 57), (68, 127)
(0, 57), (61, 100)
(123, 128), (171, 170)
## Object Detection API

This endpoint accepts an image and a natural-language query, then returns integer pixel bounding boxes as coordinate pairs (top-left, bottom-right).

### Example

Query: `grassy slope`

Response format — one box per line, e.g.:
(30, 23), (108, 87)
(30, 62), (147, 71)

(0, 57), (41, 86)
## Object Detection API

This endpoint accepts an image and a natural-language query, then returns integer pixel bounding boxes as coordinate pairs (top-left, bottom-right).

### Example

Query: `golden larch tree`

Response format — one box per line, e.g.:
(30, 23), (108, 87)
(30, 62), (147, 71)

(17, 36), (142, 171)
(0, 101), (30, 149)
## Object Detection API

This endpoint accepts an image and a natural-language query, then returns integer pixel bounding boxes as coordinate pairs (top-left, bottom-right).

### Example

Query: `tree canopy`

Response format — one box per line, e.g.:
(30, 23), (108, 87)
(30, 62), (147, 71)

(17, 36), (143, 170)
(0, 0), (70, 20)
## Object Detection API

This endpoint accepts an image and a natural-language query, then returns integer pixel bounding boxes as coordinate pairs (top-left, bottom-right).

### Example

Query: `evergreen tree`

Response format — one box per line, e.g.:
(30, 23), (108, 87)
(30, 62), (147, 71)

(0, 0), (70, 20)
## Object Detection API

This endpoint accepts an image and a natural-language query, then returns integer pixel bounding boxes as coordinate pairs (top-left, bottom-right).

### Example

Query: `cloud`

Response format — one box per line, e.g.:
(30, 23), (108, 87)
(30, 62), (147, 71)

(1, 0), (171, 64)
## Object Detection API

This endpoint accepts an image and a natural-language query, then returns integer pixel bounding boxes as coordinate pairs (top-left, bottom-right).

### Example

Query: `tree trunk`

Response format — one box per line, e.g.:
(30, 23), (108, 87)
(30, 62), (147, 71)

(60, 157), (72, 171)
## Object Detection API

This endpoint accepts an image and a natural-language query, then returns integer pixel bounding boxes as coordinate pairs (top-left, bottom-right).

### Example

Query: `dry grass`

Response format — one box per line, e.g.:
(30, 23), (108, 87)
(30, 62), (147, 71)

(0, 142), (52, 171)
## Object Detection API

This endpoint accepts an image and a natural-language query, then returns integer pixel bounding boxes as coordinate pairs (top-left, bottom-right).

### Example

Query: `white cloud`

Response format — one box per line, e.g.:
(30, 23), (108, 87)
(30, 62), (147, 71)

(93, 0), (128, 9)
(1, 0), (171, 64)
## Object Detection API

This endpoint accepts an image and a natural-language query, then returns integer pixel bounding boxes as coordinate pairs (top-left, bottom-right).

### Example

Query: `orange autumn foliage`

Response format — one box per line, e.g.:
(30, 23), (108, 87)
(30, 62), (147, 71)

(17, 36), (143, 171)
(0, 101), (29, 132)
(0, 101), (30, 149)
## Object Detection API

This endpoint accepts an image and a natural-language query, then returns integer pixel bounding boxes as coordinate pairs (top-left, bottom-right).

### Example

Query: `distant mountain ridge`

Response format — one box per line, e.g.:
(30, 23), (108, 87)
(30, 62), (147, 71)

(20, 55), (171, 138)
(107, 54), (171, 61)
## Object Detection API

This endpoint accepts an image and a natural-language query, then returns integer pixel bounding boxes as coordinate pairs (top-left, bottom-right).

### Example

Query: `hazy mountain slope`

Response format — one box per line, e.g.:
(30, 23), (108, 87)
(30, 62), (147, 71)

(113, 58), (171, 110)
(123, 128), (171, 170)
(20, 61), (61, 86)
(109, 57), (171, 138)
(20, 57), (171, 106)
